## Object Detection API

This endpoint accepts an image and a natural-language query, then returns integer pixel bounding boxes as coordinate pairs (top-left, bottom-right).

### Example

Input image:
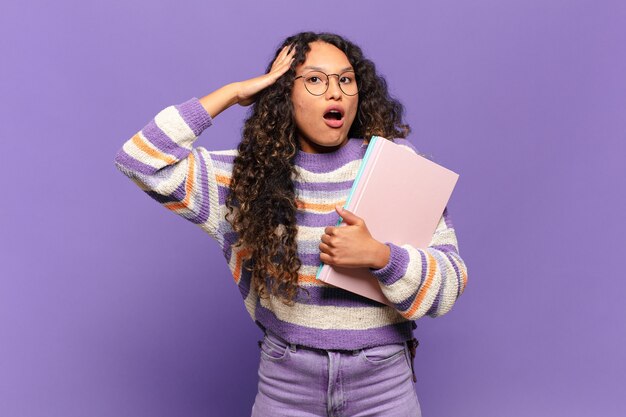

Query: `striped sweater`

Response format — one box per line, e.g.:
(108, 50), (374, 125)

(114, 97), (468, 350)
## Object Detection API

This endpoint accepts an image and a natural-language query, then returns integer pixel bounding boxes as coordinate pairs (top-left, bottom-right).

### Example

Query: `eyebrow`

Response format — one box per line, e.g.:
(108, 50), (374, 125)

(302, 66), (354, 73)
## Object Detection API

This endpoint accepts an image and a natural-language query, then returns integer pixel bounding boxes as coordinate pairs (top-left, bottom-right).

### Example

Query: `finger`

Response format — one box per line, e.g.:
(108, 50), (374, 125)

(277, 45), (291, 60)
(268, 48), (289, 72)
(269, 56), (294, 78)
(320, 234), (334, 246)
(281, 44), (296, 60)
(319, 242), (332, 254)
(276, 46), (296, 66)
(273, 57), (294, 75)
(324, 226), (335, 236)
(271, 45), (295, 70)
(319, 252), (334, 265)
(336, 205), (362, 226)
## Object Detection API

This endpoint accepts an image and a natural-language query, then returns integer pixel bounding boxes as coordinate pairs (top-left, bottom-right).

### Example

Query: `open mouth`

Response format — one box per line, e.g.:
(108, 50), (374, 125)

(322, 106), (345, 128)
(323, 109), (344, 120)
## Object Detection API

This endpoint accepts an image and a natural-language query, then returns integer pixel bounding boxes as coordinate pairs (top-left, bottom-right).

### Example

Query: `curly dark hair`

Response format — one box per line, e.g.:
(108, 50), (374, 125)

(225, 32), (410, 305)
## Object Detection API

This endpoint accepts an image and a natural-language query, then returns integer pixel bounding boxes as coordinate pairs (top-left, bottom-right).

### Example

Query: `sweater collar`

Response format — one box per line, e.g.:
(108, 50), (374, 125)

(294, 138), (367, 171)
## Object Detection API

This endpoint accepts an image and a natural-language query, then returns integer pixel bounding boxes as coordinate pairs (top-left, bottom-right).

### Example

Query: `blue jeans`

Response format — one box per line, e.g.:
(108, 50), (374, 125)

(251, 331), (422, 417)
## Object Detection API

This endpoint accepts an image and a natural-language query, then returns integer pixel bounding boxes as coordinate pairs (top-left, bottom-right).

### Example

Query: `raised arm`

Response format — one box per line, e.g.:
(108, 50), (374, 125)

(113, 46), (297, 237)
(199, 45), (297, 116)
(113, 97), (222, 236)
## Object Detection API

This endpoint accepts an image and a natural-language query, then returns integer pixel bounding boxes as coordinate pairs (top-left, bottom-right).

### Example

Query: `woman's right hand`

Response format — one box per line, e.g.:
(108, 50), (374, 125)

(198, 45), (295, 118)
(236, 45), (296, 106)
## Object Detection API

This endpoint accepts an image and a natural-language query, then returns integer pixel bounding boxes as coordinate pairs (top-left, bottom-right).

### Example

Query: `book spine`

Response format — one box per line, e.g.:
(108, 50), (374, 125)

(343, 136), (379, 214)
(350, 138), (384, 213)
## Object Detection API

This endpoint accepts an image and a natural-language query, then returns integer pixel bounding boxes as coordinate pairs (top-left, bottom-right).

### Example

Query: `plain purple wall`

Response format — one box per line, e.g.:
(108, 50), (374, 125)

(1, 0), (625, 416)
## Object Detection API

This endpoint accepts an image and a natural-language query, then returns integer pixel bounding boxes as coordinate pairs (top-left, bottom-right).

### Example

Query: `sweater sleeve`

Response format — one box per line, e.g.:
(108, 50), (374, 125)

(370, 207), (468, 319)
(113, 97), (223, 240)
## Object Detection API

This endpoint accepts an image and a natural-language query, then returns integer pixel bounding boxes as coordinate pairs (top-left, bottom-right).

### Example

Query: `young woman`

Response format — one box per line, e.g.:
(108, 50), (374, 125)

(114, 31), (467, 417)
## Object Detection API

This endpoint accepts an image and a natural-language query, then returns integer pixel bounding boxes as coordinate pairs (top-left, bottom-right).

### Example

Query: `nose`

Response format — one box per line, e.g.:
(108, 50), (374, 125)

(325, 75), (342, 100)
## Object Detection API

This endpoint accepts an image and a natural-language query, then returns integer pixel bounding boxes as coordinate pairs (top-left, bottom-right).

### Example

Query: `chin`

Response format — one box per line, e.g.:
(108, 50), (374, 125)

(320, 136), (348, 148)
(298, 128), (350, 153)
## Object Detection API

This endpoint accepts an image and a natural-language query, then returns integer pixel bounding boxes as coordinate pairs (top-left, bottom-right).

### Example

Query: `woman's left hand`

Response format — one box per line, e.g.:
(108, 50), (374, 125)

(319, 206), (391, 269)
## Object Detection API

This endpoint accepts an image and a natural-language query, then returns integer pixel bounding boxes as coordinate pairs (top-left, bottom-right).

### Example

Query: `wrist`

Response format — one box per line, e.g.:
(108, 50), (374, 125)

(369, 243), (410, 285)
(231, 81), (245, 104)
(369, 240), (391, 270)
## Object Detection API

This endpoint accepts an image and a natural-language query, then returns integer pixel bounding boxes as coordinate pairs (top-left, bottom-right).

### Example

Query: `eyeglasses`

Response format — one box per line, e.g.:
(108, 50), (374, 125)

(294, 70), (359, 96)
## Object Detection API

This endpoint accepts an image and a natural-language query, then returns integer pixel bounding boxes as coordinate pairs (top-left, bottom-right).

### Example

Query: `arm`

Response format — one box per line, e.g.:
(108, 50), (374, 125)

(113, 97), (223, 236)
(320, 206), (467, 320)
(113, 46), (296, 236)
(370, 207), (468, 319)
(200, 44), (297, 116)
(319, 139), (468, 319)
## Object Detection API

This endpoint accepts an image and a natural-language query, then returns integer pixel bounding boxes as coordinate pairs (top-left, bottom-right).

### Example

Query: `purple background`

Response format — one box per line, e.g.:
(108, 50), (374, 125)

(1, 0), (625, 416)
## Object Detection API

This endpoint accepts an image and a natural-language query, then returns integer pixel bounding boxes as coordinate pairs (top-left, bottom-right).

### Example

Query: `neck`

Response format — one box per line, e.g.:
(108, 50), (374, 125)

(298, 136), (349, 154)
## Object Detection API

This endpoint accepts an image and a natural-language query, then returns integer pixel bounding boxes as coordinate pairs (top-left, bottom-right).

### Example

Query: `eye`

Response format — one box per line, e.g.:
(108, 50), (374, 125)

(306, 75), (323, 84)
(339, 73), (355, 84)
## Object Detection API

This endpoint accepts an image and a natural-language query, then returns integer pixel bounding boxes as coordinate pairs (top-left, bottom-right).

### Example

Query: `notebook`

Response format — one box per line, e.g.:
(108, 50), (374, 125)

(315, 136), (459, 305)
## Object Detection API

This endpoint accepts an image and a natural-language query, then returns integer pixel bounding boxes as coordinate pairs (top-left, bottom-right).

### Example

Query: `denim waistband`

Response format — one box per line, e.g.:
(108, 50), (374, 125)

(259, 330), (419, 382)
(261, 329), (411, 356)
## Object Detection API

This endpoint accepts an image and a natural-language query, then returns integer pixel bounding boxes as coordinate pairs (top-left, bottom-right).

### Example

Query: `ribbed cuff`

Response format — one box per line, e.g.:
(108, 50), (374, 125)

(177, 97), (213, 136)
(369, 243), (410, 286)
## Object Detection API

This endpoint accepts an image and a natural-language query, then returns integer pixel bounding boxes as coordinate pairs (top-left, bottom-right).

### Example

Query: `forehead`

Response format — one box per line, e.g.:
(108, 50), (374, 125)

(299, 41), (352, 72)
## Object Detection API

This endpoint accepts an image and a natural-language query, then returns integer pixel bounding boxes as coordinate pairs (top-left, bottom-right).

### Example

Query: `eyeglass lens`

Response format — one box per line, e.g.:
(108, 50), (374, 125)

(302, 71), (358, 96)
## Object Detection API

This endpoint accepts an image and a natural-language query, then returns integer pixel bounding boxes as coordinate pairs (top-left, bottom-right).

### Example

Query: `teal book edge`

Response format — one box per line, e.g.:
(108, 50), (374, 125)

(315, 136), (381, 281)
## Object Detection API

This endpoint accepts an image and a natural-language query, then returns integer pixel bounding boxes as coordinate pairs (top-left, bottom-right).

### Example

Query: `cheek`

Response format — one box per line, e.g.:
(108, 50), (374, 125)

(292, 100), (306, 127)
(292, 98), (316, 129)
(293, 98), (305, 114)
(347, 100), (359, 123)
(291, 88), (309, 111)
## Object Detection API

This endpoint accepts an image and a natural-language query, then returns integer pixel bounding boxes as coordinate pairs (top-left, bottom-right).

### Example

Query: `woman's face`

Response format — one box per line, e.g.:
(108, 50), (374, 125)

(291, 41), (359, 153)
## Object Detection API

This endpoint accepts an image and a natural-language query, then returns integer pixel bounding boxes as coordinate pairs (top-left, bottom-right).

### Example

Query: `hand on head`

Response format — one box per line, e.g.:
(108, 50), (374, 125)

(237, 45), (296, 106)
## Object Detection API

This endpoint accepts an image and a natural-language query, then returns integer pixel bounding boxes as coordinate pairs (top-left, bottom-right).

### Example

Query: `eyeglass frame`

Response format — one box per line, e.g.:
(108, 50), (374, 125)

(293, 70), (359, 96)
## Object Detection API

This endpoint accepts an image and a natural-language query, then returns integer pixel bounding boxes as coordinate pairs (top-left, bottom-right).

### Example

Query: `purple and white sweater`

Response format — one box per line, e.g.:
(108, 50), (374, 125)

(114, 97), (468, 350)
